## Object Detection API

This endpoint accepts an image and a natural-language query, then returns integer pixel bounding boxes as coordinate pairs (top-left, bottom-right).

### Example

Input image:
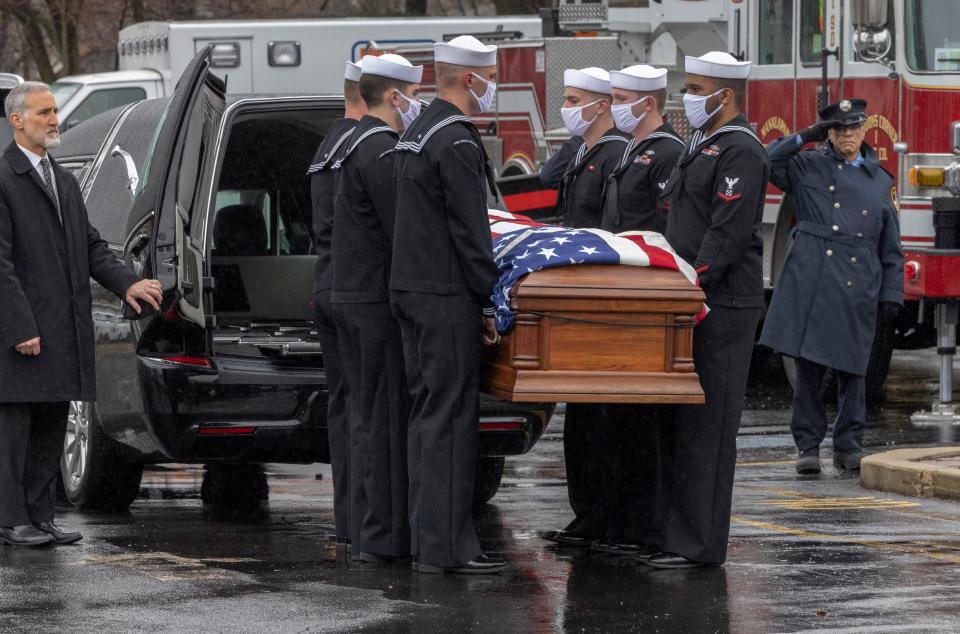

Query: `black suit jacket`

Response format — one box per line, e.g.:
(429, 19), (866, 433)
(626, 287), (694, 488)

(0, 141), (139, 402)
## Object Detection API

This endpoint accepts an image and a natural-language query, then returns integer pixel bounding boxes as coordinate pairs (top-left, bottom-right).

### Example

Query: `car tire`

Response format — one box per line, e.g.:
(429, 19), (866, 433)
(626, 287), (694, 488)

(473, 456), (505, 506)
(60, 401), (143, 511)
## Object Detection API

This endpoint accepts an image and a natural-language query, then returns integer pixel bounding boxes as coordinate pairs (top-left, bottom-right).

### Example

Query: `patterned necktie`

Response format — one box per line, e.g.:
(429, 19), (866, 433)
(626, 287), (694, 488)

(39, 157), (61, 221)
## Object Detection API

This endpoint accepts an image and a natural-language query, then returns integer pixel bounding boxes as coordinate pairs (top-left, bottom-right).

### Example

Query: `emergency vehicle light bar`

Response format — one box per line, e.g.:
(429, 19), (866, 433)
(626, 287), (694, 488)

(910, 164), (960, 196)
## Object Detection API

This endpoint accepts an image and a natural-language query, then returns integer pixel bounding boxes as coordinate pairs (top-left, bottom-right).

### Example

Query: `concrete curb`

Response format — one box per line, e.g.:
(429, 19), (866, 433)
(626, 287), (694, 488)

(861, 447), (960, 501)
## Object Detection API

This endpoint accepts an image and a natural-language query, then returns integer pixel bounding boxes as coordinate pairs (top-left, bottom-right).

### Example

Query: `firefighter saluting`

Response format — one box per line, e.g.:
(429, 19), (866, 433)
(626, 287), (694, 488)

(760, 99), (904, 476)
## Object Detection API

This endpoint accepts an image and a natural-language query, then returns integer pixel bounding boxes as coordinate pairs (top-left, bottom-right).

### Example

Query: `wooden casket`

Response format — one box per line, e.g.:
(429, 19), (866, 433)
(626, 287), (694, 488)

(482, 264), (706, 404)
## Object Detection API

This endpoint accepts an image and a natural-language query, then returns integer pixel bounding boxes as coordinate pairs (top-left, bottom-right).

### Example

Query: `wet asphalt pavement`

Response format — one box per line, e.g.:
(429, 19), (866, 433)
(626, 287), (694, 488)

(3, 348), (960, 633)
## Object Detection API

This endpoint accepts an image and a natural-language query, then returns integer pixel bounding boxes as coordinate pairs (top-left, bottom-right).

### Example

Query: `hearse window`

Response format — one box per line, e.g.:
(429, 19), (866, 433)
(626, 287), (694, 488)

(212, 189), (312, 256)
(84, 100), (166, 244)
(758, 0), (793, 65)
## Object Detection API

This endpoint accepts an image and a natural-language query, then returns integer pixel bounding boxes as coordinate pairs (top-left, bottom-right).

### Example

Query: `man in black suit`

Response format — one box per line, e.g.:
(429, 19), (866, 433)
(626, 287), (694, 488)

(0, 82), (161, 547)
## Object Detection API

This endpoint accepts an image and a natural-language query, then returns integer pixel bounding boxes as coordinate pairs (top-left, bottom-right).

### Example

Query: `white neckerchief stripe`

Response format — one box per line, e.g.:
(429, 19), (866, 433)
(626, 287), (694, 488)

(688, 124), (760, 154)
(618, 131), (685, 169)
(306, 127), (355, 174)
(395, 115), (470, 154)
(332, 126), (394, 169)
(597, 135), (629, 144)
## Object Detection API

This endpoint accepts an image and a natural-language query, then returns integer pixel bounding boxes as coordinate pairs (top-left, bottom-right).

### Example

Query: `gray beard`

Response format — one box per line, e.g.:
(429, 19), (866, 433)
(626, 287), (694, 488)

(43, 134), (61, 149)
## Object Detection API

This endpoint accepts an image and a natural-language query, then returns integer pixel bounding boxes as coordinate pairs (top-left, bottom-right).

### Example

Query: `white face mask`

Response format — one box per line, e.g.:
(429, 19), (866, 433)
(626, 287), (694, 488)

(470, 73), (497, 113)
(561, 99), (601, 137)
(683, 89), (725, 130)
(611, 96), (651, 134)
(395, 91), (421, 130)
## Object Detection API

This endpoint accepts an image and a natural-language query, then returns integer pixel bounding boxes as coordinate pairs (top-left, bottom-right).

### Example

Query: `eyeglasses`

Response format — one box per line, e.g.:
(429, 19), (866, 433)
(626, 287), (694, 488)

(834, 122), (865, 134)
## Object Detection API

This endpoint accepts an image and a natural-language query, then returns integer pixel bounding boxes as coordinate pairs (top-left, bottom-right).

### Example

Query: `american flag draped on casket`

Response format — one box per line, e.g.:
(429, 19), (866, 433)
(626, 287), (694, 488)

(487, 210), (703, 334)
(481, 210), (707, 404)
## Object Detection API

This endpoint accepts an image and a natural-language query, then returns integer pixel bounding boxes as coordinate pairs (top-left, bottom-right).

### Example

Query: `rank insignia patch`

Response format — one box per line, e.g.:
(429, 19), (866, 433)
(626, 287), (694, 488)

(634, 155), (653, 166)
(701, 144), (721, 158)
(717, 176), (743, 202)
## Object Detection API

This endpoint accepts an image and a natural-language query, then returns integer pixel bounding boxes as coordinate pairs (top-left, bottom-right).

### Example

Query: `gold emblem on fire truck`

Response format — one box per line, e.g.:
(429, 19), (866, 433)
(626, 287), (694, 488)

(839, 99), (852, 112)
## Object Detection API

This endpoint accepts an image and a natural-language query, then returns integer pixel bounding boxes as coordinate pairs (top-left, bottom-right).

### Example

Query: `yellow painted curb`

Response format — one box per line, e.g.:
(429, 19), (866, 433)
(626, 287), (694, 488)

(861, 447), (960, 501)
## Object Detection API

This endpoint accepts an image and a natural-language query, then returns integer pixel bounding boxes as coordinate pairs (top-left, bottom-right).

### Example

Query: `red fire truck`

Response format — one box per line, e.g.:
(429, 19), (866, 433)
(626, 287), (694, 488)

(401, 0), (960, 397)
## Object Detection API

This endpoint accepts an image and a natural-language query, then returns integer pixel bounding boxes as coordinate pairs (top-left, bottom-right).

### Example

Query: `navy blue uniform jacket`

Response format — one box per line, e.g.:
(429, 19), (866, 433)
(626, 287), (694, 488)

(759, 135), (903, 376)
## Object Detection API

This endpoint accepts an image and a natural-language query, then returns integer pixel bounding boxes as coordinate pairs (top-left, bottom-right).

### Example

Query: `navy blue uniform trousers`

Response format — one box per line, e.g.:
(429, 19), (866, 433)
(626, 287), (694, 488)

(791, 357), (866, 454)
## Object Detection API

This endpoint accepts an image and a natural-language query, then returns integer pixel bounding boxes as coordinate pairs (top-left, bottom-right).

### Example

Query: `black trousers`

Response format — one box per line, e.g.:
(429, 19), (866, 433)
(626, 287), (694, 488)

(564, 405), (663, 544)
(391, 291), (483, 568)
(335, 301), (410, 558)
(562, 404), (609, 538)
(313, 290), (351, 541)
(0, 402), (69, 527)
(791, 357), (866, 454)
(660, 305), (761, 564)
(607, 405), (663, 546)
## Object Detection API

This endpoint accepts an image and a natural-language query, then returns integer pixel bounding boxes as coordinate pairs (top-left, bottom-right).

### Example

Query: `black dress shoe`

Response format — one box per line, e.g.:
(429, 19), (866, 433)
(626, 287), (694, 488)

(412, 554), (509, 575)
(591, 539), (652, 556)
(0, 525), (55, 547)
(644, 552), (718, 569)
(833, 450), (863, 471)
(796, 448), (822, 475)
(542, 529), (594, 548)
(35, 522), (83, 545)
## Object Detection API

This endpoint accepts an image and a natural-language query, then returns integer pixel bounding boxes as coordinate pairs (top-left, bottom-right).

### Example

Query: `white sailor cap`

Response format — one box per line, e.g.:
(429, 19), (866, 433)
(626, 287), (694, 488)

(609, 65), (668, 92)
(434, 35), (498, 68)
(360, 53), (423, 84)
(564, 67), (611, 94)
(684, 52), (751, 79)
(344, 60), (363, 82)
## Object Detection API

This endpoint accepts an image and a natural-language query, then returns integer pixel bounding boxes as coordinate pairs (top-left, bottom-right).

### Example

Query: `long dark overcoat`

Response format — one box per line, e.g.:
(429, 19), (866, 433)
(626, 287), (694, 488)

(759, 136), (903, 376)
(0, 141), (138, 402)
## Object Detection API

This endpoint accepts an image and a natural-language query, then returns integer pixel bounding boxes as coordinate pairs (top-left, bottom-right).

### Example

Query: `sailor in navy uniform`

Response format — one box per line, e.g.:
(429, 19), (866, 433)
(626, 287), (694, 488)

(603, 64), (685, 234)
(541, 67), (631, 551)
(389, 35), (506, 575)
(554, 67), (630, 229)
(307, 59), (366, 550)
(759, 98), (903, 475)
(649, 52), (770, 569)
(331, 54), (423, 563)
(580, 64), (686, 558)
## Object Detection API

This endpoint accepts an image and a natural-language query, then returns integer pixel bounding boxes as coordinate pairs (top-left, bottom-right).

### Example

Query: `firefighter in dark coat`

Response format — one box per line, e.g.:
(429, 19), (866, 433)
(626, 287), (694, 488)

(759, 99), (903, 475)
(0, 83), (160, 547)
(307, 60), (366, 550)
(587, 65), (685, 558)
(540, 67), (630, 551)
(331, 53), (422, 563)
(649, 52), (770, 569)
(389, 35), (505, 574)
